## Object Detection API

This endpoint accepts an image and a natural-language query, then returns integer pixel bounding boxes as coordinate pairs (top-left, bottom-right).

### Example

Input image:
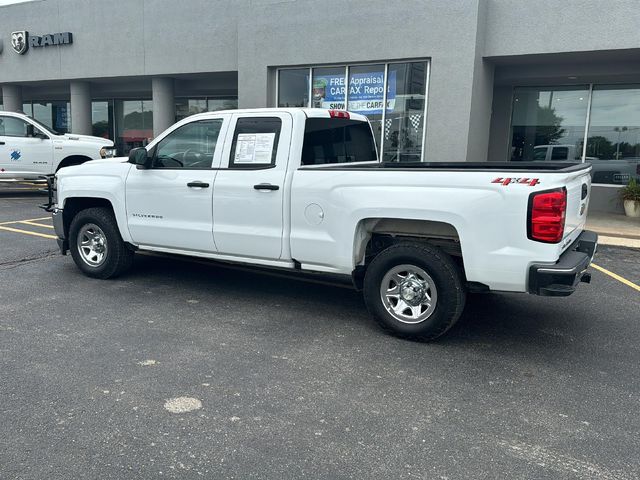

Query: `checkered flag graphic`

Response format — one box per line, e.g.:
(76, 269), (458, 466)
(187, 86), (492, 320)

(384, 118), (393, 139)
(409, 114), (422, 131)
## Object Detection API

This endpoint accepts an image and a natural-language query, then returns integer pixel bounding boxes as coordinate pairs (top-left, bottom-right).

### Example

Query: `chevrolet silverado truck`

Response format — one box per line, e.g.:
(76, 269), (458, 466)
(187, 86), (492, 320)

(0, 111), (115, 181)
(45, 108), (597, 341)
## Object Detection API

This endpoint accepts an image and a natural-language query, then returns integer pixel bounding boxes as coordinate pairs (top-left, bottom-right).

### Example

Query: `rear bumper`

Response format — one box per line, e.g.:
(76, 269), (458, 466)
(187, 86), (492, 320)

(528, 230), (598, 296)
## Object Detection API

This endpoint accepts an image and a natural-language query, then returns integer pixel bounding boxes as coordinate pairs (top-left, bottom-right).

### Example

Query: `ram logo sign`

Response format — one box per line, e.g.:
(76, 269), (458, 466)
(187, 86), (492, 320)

(10, 31), (27, 54)
(10, 31), (73, 55)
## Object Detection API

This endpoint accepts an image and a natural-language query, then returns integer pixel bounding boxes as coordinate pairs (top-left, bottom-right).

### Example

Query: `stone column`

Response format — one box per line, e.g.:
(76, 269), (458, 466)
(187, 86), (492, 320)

(70, 81), (92, 135)
(2, 84), (23, 112)
(152, 77), (175, 138)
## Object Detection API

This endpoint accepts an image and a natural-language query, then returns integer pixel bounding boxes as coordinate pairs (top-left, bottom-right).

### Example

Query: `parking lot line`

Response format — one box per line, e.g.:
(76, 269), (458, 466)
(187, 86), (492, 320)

(0, 216), (51, 226)
(0, 225), (57, 239)
(18, 220), (54, 229)
(592, 263), (640, 293)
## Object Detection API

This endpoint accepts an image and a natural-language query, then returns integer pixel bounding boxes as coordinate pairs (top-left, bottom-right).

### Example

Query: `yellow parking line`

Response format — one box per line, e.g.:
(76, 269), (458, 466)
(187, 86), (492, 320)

(18, 220), (54, 229)
(0, 225), (57, 239)
(0, 216), (51, 226)
(592, 263), (640, 293)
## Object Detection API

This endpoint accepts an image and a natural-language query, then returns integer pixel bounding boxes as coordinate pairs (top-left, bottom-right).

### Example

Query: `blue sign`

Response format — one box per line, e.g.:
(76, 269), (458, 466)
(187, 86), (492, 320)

(312, 71), (396, 115)
(10, 149), (21, 161)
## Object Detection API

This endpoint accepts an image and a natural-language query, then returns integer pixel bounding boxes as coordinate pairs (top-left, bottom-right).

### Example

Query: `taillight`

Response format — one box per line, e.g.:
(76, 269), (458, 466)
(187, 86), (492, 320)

(528, 188), (567, 243)
(328, 110), (350, 119)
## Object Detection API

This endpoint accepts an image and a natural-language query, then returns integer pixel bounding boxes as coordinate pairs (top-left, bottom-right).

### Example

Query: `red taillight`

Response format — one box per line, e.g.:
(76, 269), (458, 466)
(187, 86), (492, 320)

(528, 188), (567, 243)
(328, 110), (350, 119)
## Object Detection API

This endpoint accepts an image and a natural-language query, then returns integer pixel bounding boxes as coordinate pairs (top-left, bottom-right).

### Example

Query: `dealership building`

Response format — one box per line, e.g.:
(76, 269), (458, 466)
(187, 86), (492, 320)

(1, 0), (639, 213)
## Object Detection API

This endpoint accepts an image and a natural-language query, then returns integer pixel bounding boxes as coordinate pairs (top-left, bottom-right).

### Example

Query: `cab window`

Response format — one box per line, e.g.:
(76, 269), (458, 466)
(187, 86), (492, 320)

(152, 119), (223, 169)
(229, 117), (282, 168)
(533, 147), (548, 161)
(302, 118), (377, 165)
(0, 116), (30, 137)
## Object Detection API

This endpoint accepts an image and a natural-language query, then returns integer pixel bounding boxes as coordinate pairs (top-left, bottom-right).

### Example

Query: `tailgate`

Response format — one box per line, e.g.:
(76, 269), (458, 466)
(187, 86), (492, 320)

(563, 167), (592, 241)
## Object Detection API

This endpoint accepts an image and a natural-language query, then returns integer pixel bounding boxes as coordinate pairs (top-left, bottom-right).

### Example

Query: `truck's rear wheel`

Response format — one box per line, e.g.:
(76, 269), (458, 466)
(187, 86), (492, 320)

(69, 207), (134, 279)
(363, 242), (466, 341)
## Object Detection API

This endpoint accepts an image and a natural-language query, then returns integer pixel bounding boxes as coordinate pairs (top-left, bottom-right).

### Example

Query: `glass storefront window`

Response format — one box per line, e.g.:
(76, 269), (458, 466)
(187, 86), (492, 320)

(207, 98), (238, 111)
(18, 101), (71, 133)
(278, 69), (309, 107)
(277, 61), (429, 162)
(382, 62), (427, 162)
(176, 98), (208, 121)
(586, 85), (640, 185)
(509, 86), (589, 162)
(348, 64), (385, 154)
(92, 100), (113, 140)
(312, 67), (346, 109)
(175, 97), (238, 122)
(114, 100), (153, 155)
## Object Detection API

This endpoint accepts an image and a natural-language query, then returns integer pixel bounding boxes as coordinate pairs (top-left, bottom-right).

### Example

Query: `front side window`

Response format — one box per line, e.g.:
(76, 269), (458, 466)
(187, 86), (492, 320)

(153, 119), (223, 169)
(302, 118), (377, 165)
(0, 116), (30, 137)
(229, 117), (282, 168)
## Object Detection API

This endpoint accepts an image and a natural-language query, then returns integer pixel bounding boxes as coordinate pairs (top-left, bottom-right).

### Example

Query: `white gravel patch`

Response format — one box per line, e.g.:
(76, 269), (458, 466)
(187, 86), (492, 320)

(164, 397), (202, 413)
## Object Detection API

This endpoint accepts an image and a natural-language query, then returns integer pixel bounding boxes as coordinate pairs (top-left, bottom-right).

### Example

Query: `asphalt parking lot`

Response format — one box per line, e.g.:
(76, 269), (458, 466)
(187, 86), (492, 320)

(1, 184), (639, 480)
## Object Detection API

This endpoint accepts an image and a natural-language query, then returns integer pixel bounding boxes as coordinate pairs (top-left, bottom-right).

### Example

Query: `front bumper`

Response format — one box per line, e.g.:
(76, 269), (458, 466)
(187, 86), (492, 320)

(528, 230), (598, 296)
(52, 208), (68, 255)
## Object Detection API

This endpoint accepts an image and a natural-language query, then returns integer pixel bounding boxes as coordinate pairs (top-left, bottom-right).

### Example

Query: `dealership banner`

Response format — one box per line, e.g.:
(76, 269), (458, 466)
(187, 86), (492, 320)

(312, 71), (396, 115)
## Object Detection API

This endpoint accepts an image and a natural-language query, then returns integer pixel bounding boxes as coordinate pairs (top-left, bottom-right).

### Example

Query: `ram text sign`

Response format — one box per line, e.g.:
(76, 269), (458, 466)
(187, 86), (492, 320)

(10, 31), (73, 55)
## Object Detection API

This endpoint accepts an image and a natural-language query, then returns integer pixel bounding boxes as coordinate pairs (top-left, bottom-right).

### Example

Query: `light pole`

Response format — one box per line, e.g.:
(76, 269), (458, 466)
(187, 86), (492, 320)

(614, 126), (628, 160)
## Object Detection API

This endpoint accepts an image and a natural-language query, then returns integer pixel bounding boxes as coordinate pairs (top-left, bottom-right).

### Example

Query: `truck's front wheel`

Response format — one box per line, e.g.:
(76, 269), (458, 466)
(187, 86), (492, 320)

(69, 207), (134, 279)
(363, 242), (466, 341)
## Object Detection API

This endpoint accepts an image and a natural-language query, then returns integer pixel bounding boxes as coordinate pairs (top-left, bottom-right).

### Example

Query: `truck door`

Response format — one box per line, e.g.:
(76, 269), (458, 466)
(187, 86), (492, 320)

(0, 115), (53, 176)
(125, 115), (230, 251)
(212, 112), (292, 260)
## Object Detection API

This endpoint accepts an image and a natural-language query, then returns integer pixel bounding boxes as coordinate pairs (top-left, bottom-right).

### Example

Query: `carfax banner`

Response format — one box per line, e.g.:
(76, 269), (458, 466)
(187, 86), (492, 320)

(312, 71), (396, 115)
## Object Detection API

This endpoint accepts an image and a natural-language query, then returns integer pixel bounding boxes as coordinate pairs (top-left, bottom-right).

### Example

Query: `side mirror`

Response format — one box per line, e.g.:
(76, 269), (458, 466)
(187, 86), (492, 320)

(129, 147), (151, 169)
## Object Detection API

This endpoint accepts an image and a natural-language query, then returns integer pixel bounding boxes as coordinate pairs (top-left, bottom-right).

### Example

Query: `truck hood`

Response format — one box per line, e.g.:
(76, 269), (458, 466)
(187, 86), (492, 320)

(59, 134), (114, 147)
(56, 156), (130, 178)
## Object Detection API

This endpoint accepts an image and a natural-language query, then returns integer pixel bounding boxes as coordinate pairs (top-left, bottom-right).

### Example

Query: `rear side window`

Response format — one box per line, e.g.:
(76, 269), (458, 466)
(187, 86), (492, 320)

(302, 118), (377, 165)
(551, 147), (569, 160)
(229, 117), (282, 168)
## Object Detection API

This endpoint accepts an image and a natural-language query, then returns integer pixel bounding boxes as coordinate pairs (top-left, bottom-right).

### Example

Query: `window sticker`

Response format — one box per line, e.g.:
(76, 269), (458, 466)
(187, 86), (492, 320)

(234, 133), (276, 164)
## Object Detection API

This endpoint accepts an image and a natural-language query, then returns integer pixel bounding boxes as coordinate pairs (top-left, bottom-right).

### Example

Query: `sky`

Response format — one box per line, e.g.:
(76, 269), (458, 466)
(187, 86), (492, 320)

(0, 0), (35, 6)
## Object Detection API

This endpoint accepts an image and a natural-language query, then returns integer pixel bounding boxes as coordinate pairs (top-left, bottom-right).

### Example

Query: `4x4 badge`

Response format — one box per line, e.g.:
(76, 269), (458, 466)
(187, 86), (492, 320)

(492, 177), (540, 187)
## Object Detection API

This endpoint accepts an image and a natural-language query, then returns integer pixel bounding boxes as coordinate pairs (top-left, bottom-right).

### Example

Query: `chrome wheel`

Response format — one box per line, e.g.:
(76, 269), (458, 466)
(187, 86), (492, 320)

(77, 223), (108, 267)
(380, 264), (438, 324)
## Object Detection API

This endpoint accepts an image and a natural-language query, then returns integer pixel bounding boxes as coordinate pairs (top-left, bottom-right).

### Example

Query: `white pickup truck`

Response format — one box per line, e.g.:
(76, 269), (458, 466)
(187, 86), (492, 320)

(46, 108), (597, 341)
(0, 111), (115, 181)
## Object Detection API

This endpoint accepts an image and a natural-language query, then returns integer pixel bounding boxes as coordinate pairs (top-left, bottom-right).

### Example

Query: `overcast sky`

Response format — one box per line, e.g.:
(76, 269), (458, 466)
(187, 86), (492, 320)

(0, 0), (35, 6)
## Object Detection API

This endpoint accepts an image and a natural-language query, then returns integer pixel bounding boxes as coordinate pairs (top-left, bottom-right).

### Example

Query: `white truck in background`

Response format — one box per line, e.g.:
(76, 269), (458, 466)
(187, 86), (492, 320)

(0, 111), (115, 181)
(46, 108), (597, 341)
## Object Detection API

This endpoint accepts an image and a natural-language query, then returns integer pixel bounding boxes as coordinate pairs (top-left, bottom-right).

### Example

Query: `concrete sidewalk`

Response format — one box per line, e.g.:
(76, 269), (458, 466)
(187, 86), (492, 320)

(587, 211), (640, 248)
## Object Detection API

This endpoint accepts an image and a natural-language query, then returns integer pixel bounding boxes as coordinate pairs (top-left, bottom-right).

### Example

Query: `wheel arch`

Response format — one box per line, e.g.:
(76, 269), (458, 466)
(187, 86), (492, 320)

(61, 197), (115, 240)
(351, 217), (466, 290)
(56, 155), (93, 172)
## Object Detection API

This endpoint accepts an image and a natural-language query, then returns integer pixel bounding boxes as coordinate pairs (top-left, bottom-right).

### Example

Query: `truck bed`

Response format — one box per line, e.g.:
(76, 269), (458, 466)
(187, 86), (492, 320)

(300, 161), (590, 173)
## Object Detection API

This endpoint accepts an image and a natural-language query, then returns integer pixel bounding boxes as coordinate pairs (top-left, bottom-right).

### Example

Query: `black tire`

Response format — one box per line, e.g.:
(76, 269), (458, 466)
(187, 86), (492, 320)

(69, 207), (134, 279)
(363, 242), (466, 341)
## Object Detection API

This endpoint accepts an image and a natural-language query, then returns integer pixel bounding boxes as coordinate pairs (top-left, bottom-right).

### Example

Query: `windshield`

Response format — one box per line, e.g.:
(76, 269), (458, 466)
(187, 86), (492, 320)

(28, 116), (61, 136)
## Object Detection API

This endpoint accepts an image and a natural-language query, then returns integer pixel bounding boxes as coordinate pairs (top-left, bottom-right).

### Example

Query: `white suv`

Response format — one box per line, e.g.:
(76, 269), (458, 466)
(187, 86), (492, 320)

(0, 111), (115, 181)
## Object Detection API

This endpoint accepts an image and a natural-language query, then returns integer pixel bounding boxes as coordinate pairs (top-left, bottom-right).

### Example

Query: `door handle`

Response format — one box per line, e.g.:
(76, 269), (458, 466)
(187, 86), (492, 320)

(253, 183), (279, 191)
(0, 142), (5, 145)
(187, 181), (210, 188)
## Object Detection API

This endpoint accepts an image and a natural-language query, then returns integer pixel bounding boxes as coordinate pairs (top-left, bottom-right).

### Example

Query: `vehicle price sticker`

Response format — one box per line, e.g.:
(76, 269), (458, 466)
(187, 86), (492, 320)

(234, 133), (276, 164)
